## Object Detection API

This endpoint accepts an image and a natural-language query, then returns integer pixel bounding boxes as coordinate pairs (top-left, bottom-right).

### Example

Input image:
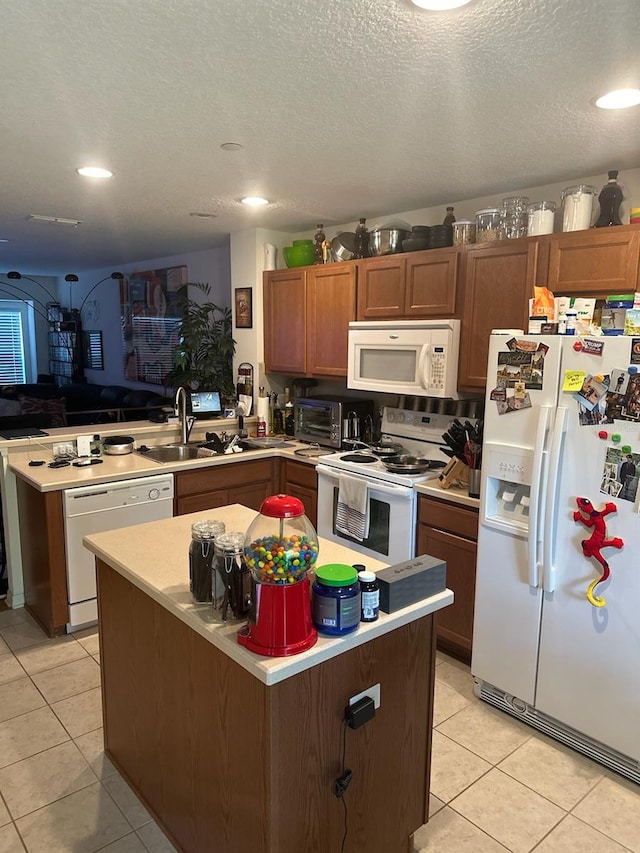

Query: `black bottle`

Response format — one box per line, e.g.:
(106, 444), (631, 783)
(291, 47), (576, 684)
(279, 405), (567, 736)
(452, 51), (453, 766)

(353, 218), (370, 259)
(443, 206), (456, 226)
(595, 171), (623, 227)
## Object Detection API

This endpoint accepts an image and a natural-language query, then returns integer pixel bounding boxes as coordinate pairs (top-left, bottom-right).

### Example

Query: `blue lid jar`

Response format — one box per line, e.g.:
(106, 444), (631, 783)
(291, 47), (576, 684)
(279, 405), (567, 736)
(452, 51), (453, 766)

(311, 564), (360, 635)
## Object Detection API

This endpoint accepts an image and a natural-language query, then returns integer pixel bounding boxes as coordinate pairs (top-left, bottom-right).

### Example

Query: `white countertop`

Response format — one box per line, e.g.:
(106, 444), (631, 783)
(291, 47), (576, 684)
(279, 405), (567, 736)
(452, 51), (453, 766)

(83, 504), (453, 686)
(414, 480), (480, 510)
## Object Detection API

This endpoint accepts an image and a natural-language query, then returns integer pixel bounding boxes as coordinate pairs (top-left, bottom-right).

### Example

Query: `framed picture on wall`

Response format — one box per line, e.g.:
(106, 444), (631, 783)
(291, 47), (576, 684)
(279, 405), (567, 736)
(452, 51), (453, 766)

(235, 287), (252, 329)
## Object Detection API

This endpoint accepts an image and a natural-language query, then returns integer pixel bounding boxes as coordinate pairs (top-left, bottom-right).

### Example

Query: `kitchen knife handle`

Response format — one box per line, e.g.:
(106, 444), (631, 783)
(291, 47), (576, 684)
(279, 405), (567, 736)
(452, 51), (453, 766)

(528, 405), (551, 589)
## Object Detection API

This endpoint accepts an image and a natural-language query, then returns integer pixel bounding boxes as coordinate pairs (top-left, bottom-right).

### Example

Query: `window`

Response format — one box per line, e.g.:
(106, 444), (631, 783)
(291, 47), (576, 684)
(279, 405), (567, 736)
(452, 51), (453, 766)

(0, 300), (36, 384)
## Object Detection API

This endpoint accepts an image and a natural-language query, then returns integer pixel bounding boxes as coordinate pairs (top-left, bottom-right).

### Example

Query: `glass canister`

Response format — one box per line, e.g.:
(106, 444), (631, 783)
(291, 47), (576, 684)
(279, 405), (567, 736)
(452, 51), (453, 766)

(561, 185), (597, 232)
(189, 520), (225, 603)
(527, 201), (556, 236)
(500, 196), (529, 239)
(452, 220), (476, 246)
(212, 531), (251, 620)
(312, 564), (361, 635)
(475, 208), (502, 243)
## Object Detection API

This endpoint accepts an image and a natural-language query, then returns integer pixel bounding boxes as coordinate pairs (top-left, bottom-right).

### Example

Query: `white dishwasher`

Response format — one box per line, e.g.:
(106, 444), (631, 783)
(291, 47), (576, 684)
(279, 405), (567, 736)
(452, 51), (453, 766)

(63, 473), (174, 631)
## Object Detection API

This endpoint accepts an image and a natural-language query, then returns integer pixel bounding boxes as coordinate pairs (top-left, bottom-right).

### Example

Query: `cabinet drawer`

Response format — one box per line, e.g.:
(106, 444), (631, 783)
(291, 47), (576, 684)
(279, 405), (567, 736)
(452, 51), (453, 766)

(280, 459), (317, 490)
(176, 459), (275, 497)
(418, 496), (478, 540)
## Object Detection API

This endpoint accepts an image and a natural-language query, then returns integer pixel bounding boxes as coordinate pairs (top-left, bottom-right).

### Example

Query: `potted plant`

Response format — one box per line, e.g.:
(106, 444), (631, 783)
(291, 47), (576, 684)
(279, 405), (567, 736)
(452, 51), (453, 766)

(166, 282), (236, 397)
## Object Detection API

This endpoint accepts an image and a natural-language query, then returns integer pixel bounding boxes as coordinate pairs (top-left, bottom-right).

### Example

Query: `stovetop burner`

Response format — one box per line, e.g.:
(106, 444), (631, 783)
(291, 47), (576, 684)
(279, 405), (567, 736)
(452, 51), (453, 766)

(340, 453), (378, 464)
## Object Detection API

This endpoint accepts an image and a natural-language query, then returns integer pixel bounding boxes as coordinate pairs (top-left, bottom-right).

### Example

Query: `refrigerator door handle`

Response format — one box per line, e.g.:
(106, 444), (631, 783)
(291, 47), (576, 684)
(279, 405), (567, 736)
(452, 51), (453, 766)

(542, 406), (568, 593)
(528, 405), (552, 589)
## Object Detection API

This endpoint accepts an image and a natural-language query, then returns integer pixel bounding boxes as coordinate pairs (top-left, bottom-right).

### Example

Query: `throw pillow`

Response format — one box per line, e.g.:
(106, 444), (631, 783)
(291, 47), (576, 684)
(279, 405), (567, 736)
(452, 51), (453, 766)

(18, 394), (67, 428)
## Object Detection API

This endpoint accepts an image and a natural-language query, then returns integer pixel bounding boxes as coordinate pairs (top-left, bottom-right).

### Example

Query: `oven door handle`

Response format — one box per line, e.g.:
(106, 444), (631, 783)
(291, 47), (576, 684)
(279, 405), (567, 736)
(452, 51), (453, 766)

(316, 465), (414, 498)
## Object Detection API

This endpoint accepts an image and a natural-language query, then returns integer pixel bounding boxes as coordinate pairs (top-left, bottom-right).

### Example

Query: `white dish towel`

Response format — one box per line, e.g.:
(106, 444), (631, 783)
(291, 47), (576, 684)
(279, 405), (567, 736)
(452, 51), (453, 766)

(335, 474), (370, 542)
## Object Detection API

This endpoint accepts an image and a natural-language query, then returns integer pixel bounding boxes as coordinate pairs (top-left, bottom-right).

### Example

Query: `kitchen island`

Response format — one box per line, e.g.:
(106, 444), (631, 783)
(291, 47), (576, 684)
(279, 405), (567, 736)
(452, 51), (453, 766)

(84, 504), (453, 853)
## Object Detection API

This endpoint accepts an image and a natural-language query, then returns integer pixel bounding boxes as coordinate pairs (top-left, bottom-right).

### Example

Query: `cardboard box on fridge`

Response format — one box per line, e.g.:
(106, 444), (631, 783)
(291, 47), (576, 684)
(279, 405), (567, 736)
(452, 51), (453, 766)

(555, 297), (596, 335)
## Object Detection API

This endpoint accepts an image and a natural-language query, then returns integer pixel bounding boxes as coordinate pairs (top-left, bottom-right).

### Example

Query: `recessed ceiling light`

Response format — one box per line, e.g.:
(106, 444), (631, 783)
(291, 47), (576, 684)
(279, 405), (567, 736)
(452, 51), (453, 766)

(411, 0), (472, 9)
(595, 88), (640, 109)
(241, 196), (269, 206)
(220, 142), (243, 151)
(0, 239), (9, 243)
(76, 166), (114, 178)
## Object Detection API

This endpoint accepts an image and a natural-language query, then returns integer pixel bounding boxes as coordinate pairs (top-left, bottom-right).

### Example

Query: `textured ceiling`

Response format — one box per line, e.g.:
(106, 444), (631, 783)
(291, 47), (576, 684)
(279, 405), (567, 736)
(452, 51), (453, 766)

(1, 0), (639, 273)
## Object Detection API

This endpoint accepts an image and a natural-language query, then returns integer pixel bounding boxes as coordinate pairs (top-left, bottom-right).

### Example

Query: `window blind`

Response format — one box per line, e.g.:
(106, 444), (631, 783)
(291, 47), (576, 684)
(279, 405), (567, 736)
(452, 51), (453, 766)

(0, 309), (27, 383)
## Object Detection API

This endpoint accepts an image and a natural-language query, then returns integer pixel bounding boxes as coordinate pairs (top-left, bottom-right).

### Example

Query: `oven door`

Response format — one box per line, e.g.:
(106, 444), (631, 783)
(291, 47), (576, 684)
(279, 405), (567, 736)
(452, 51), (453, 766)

(316, 464), (417, 564)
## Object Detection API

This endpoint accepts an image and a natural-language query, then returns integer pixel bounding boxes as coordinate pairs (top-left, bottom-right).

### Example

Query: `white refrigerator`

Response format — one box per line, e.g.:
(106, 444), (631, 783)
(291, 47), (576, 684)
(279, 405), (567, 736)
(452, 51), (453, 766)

(472, 331), (640, 783)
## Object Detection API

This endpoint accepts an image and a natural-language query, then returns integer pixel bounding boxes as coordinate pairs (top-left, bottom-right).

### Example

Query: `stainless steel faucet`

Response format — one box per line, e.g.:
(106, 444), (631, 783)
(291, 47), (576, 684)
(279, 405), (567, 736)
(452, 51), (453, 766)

(174, 386), (189, 444)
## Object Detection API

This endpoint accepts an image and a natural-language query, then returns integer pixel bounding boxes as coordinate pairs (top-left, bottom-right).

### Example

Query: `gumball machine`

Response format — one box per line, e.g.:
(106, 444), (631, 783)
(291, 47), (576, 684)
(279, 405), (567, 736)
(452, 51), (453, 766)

(238, 494), (318, 657)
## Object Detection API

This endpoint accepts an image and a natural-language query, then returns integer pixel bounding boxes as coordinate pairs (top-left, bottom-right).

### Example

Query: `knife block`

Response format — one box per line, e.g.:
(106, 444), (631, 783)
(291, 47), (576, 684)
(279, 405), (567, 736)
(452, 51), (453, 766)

(438, 457), (469, 490)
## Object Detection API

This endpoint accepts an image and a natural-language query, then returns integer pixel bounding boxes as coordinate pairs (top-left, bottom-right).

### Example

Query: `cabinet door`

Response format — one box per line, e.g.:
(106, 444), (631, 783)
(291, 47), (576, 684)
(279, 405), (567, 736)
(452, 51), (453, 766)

(227, 481), (273, 512)
(280, 459), (318, 528)
(547, 226), (640, 294)
(405, 249), (460, 317)
(416, 523), (477, 663)
(458, 240), (537, 391)
(176, 490), (228, 516)
(306, 263), (356, 377)
(356, 256), (406, 319)
(263, 269), (307, 374)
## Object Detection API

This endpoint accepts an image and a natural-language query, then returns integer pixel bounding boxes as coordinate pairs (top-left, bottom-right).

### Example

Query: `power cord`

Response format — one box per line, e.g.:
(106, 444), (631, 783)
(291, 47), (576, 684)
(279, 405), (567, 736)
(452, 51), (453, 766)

(334, 718), (350, 853)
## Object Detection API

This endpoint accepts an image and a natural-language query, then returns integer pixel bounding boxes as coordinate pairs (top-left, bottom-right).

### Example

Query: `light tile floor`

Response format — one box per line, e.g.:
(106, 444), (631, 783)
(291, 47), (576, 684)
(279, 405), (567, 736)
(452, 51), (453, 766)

(1, 605), (639, 852)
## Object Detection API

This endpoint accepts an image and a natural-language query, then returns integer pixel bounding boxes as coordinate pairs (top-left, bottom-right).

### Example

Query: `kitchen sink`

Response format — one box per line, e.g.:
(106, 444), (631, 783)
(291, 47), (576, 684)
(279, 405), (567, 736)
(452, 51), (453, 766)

(140, 444), (206, 463)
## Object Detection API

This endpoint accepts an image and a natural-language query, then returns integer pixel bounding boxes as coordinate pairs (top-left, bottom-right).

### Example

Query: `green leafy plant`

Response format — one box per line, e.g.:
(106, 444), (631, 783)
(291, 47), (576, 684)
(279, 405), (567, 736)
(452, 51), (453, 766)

(166, 282), (235, 396)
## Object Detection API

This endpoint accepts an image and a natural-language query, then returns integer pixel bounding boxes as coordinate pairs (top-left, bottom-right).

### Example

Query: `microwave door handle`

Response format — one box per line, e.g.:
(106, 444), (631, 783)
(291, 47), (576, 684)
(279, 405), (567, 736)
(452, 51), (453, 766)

(417, 343), (431, 391)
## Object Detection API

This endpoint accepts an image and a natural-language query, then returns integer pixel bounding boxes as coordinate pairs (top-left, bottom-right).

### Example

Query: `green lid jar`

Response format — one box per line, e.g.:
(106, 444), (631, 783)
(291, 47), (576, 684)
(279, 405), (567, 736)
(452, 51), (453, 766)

(312, 564), (360, 635)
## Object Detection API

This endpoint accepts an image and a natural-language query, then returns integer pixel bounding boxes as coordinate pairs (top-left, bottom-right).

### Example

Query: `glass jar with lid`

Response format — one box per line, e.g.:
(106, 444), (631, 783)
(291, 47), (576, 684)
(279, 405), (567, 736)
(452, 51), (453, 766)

(452, 220), (476, 246)
(475, 208), (501, 243)
(212, 531), (252, 620)
(561, 185), (597, 232)
(189, 520), (225, 603)
(527, 201), (556, 236)
(500, 195), (529, 239)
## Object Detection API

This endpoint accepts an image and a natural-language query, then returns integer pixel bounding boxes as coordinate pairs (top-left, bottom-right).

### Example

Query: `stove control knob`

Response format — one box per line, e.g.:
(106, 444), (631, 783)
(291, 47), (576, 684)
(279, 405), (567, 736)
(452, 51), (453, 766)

(387, 411), (396, 423)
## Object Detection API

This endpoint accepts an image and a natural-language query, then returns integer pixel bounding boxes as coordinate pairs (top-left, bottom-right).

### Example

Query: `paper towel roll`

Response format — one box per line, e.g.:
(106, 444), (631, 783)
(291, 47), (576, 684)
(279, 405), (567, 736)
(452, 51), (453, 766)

(257, 396), (270, 424)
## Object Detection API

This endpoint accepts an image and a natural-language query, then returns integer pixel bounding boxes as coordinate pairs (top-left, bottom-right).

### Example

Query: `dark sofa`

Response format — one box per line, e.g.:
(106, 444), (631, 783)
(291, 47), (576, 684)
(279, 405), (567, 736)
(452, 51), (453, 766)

(0, 382), (171, 429)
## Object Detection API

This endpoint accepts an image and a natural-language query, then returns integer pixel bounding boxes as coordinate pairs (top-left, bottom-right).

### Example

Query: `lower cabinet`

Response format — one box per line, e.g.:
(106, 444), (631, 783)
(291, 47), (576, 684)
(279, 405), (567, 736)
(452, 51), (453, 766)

(279, 458), (317, 528)
(416, 495), (478, 664)
(175, 459), (277, 515)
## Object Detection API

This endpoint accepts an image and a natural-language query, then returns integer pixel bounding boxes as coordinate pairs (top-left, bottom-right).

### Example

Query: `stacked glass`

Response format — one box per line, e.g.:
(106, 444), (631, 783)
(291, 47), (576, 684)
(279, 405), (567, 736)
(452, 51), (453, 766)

(500, 196), (530, 239)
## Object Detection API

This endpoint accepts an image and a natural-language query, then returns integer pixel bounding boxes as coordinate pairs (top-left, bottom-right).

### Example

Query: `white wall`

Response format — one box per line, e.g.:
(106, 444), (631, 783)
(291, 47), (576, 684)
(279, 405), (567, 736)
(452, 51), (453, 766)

(72, 245), (231, 392)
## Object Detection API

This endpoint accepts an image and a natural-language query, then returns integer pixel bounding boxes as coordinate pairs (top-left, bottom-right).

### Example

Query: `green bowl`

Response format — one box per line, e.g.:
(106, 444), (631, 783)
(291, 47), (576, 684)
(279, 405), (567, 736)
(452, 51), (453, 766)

(283, 244), (315, 267)
(292, 239), (314, 247)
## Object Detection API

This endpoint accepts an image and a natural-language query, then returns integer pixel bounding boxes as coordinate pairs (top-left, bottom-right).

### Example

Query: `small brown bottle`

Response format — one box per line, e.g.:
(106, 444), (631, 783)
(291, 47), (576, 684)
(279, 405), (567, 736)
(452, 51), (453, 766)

(443, 206), (456, 225)
(353, 218), (370, 259)
(314, 224), (325, 264)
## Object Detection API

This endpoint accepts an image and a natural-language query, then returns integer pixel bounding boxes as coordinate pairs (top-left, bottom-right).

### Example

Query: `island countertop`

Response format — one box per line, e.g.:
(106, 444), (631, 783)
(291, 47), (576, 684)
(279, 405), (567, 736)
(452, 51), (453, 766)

(84, 503), (453, 686)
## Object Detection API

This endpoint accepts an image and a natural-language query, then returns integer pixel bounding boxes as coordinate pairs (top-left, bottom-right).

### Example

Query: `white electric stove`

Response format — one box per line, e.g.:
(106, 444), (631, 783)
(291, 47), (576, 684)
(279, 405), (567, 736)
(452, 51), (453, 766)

(315, 407), (467, 563)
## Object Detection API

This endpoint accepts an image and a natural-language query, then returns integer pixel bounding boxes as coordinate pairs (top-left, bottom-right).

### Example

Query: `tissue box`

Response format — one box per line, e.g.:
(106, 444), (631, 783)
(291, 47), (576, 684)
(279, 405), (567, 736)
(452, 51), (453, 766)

(377, 555), (447, 613)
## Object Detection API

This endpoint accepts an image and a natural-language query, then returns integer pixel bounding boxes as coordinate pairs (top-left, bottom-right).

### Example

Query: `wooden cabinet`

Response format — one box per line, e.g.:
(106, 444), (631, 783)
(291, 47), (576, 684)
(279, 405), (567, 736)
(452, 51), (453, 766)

(263, 269), (306, 374)
(547, 224), (640, 295)
(174, 458), (277, 516)
(279, 458), (317, 527)
(357, 248), (459, 319)
(458, 240), (539, 391)
(416, 495), (478, 663)
(263, 263), (356, 377)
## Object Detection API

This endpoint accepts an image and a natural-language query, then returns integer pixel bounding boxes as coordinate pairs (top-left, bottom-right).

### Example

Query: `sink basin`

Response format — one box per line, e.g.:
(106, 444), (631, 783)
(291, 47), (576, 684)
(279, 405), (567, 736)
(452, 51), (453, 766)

(141, 444), (205, 463)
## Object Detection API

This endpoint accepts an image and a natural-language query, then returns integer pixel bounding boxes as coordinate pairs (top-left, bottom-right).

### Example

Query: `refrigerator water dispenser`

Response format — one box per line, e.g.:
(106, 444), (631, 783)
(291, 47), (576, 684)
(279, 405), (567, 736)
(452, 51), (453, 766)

(482, 444), (535, 536)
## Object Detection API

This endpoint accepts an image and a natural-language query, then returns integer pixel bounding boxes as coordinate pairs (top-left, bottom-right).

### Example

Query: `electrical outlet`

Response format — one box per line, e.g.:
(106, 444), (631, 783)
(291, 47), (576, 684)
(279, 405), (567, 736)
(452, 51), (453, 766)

(348, 683), (381, 711)
(53, 442), (74, 456)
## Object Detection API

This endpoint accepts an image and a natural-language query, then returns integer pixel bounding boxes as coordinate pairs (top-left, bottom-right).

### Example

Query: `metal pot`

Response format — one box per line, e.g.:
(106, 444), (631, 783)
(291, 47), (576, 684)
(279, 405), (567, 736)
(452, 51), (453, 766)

(381, 454), (445, 474)
(369, 228), (410, 256)
(102, 435), (135, 455)
(331, 232), (356, 261)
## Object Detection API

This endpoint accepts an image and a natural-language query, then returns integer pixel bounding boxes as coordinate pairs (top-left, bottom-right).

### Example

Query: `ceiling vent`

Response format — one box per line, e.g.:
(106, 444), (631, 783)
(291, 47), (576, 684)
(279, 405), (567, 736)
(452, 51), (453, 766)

(27, 214), (82, 226)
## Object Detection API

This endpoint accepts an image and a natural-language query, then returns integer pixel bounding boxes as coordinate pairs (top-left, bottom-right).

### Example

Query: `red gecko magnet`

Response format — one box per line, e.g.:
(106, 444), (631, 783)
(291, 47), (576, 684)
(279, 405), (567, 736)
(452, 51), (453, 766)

(573, 498), (624, 608)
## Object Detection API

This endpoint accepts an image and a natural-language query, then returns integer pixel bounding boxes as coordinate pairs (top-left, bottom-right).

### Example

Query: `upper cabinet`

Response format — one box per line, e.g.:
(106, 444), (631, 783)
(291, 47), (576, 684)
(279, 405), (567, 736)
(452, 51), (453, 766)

(547, 224), (640, 295)
(264, 262), (356, 377)
(458, 240), (538, 391)
(356, 248), (459, 320)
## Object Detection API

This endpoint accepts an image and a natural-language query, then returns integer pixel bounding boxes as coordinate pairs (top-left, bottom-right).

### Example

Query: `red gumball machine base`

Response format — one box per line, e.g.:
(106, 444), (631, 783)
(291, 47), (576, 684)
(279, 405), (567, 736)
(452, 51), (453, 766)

(238, 577), (317, 657)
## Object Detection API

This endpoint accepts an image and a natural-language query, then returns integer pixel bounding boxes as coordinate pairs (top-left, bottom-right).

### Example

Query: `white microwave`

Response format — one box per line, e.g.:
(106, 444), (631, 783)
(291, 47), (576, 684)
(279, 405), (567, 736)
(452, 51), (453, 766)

(347, 319), (461, 399)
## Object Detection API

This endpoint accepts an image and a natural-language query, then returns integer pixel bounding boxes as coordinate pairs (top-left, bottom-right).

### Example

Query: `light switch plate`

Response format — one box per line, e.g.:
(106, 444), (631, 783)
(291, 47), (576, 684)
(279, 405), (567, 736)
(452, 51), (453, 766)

(76, 436), (92, 457)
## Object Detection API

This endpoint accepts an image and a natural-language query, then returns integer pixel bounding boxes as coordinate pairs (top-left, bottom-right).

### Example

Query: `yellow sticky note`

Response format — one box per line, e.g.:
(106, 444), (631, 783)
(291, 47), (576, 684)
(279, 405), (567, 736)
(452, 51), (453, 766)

(563, 370), (585, 392)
